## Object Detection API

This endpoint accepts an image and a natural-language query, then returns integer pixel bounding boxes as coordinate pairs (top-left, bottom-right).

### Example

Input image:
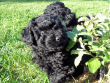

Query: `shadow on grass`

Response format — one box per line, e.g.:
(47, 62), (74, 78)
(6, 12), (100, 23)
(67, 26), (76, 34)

(0, 0), (60, 2)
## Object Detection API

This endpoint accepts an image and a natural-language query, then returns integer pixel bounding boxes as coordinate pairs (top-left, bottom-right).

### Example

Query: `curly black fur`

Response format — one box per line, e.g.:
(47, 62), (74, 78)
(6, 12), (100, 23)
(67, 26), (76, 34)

(44, 2), (77, 29)
(21, 2), (94, 83)
(22, 14), (76, 83)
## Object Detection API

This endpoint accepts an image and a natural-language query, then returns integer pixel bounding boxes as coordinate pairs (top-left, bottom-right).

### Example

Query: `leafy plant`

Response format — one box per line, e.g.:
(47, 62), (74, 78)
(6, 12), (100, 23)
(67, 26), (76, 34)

(66, 13), (110, 73)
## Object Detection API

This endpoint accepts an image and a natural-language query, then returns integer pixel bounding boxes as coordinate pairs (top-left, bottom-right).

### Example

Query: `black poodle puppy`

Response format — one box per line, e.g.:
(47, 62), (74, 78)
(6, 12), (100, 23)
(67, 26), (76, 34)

(22, 2), (96, 83)
(44, 2), (77, 29)
(22, 14), (75, 83)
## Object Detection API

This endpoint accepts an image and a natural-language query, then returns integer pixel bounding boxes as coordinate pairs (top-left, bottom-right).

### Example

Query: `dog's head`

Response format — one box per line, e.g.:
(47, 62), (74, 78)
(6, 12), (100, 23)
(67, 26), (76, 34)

(22, 14), (69, 52)
(44, 2), (77, 28)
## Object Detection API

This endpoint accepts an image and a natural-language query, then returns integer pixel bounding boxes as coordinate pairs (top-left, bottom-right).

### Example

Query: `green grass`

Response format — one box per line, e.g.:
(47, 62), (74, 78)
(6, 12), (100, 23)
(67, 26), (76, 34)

(0, 0), (109, 83)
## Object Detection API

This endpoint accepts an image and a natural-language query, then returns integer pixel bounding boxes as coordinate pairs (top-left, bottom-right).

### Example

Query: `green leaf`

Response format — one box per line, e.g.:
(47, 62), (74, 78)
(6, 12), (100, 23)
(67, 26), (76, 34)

(71, 49), (89, 55)
(96, 30), (103, 36)
(66, 40), (76, 51)
(74, 51), (84, 67)
(103, 51), (110, 59)
(87, 58), (101, 73)
(86, 23), (93, 32)
(71, 50), (80, 54)
(104, 19), (110, 23)
(95, 13), (106, 22)
(90, 45), (106, 52)
(78, 17), (89, 22)
(100, 51), (110, 65)
(66, 27), (79, 41)
(79, 37), (85, 49)
(58, 17), (66, 29)
(72, 27), (79, 33)
(66, 31), (75, 40)
(76, 25), (85, 31)
(78, 32), (91, 36)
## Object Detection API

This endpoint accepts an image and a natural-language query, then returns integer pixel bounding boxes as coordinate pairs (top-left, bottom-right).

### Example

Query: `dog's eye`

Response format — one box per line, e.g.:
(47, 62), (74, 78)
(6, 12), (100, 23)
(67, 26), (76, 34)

(56, 37), (60, 41)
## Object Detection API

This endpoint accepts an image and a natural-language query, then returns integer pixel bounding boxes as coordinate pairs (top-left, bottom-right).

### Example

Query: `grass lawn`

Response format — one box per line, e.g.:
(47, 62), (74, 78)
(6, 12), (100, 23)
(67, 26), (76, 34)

(0, 0), (109, 83)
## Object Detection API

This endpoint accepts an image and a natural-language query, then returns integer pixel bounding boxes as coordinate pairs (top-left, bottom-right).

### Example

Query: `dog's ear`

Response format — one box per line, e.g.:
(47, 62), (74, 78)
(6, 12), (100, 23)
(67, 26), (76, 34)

(22, 26), (36, 46)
